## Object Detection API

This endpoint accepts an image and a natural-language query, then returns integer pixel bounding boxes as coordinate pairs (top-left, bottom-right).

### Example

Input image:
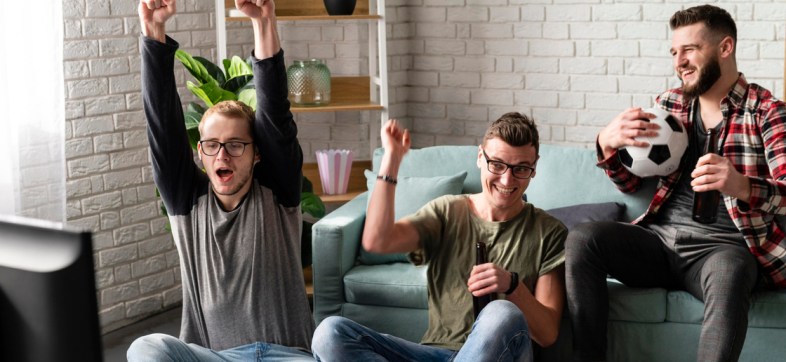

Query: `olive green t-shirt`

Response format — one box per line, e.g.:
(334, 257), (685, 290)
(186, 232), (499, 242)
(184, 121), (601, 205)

(404, 194), (567, 350)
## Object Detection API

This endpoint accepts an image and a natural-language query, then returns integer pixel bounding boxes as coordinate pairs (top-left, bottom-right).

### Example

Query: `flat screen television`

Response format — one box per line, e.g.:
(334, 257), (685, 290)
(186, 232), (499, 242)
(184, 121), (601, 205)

(0, 215), (103, 362)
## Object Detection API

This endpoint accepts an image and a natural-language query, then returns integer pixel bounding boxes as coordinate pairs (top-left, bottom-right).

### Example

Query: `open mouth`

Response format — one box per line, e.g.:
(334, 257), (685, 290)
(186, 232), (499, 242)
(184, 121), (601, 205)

(216, 168), (234, 182)
(495, 185), (516, 196)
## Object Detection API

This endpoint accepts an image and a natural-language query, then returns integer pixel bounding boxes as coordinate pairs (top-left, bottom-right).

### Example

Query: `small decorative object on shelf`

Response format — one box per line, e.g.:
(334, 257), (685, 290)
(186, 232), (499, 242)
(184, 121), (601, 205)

(286, 59), (331, 106)
(323, 0), (357, 15)
(315, 149), (354, 195)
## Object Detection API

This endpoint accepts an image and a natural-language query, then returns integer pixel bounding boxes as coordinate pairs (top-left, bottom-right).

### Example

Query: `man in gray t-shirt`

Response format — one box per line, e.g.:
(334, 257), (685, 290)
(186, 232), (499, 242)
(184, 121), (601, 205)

(127, 0), (315, 360)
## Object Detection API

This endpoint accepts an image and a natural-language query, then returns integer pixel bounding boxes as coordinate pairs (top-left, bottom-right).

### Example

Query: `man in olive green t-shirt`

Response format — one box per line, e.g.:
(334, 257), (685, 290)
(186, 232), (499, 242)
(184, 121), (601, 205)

(312, 113), (567, 362)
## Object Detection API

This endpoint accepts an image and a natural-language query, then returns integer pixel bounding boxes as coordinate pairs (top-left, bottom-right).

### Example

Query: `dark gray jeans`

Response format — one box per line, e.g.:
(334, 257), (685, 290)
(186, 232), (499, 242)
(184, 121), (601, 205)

(565, 221), (759, 362)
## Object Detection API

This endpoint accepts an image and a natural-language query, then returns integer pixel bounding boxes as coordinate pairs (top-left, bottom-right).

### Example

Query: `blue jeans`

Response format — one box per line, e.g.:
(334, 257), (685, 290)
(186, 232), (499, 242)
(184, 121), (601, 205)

(126, 333), (315, 362)
(311, 300), (533, 362)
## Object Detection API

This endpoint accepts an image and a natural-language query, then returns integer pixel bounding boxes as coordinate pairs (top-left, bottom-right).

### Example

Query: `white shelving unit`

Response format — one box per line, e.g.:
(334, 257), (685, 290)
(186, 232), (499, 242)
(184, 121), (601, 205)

(214, 0), (389, 142)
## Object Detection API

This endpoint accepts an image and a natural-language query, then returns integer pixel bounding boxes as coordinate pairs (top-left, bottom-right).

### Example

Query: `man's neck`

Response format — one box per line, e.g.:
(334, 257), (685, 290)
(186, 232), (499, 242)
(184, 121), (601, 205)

(697, 71), (739, 129)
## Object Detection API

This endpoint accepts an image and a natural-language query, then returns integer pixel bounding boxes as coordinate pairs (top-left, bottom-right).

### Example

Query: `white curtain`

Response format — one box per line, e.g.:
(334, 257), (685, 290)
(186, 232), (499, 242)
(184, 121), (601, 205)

(0, 2), (65, 221)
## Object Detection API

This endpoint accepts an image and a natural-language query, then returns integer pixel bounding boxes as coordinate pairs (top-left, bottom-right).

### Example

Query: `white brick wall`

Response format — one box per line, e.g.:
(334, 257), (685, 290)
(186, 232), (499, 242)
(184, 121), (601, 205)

(414, 1), (784, 147)
(64, 0), (784, 334)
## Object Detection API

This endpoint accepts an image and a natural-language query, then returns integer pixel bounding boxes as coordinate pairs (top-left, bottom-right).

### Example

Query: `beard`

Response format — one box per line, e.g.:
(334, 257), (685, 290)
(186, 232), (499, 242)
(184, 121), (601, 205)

(680, 54), (722, 99)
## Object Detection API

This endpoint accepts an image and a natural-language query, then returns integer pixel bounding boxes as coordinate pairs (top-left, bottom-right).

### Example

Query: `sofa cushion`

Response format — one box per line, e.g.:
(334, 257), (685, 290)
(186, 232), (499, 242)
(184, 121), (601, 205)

(344, 263), (428, 309)
(546, 202), (626, 229)
(357, 170), (467, 265)
(607, 279), (667, 323)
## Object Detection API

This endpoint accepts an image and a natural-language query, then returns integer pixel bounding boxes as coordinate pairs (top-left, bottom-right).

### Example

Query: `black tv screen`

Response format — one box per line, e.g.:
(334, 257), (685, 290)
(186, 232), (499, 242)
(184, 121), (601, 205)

(0, 215), (102, 362)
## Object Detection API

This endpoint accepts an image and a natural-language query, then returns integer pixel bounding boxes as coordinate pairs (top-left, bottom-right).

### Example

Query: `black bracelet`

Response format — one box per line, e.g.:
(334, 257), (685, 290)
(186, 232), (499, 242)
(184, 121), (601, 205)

(505, 271), (519, 295)
(376, 174), (397, 185)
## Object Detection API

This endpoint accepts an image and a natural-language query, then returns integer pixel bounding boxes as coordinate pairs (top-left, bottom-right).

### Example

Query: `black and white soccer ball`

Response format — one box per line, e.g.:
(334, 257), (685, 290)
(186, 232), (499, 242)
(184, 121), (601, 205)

(618, 107), (688, 177)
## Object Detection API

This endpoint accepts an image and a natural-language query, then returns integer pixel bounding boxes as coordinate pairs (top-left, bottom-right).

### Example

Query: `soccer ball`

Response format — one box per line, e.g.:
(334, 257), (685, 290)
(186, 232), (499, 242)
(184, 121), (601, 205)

(618, 107), (688, 177)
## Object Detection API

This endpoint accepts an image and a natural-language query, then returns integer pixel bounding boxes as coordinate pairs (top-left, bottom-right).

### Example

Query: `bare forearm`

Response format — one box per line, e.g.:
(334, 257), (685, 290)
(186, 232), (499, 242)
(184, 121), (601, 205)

(252, 17), (280, 60)
(362, 153), (405, 252)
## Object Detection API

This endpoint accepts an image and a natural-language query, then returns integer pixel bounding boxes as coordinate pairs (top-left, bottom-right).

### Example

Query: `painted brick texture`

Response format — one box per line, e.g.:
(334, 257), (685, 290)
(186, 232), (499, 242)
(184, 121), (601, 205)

(64, 0), (784, 334)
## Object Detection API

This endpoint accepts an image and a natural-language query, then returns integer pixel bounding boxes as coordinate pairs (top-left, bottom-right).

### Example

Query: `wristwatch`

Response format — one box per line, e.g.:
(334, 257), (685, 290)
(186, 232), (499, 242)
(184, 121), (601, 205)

(505, 271), (519, 295)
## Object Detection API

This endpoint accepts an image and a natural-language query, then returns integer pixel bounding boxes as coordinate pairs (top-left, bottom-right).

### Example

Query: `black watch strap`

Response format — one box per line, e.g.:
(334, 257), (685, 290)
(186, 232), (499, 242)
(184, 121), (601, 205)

(505, 271), (519, 295)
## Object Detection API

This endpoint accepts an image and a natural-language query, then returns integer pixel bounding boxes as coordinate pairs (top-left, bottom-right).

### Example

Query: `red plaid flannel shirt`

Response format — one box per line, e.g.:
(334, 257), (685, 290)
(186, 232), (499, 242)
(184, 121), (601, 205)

(597, 74), (786, 288)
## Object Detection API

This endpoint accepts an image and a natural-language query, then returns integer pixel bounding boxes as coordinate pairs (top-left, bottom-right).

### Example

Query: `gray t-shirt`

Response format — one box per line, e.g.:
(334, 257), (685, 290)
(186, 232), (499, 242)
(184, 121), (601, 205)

(170, 183), (314, 351)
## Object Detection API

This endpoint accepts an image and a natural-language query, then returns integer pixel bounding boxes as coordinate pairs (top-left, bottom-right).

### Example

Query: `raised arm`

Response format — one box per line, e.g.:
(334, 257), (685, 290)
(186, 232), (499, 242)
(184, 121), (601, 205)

(138, 0), (202, 215)
(361, 120), (421, 254)
(236, 0), (303, 207)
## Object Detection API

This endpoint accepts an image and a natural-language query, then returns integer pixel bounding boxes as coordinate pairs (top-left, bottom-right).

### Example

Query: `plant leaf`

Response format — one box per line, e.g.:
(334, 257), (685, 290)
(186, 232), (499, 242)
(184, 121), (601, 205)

(224, 74), (254, 93)
(187, 81), (237, 107)
(184, 110), (202, 150)
(237, 88), (257, 111)
(195, 56), (226, 85)
(301, 192), (326, 218)
(175, 50), (216, 85)
(186, 102), (206, 115)
(225, 56), (253, 78)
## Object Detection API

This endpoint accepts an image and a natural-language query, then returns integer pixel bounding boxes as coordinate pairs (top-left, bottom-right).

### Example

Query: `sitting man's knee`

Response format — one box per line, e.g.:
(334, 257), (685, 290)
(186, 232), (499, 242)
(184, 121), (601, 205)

(127, 333), (180, 362)
(479, 300), (527, 330)
(312, 316), (351, 351)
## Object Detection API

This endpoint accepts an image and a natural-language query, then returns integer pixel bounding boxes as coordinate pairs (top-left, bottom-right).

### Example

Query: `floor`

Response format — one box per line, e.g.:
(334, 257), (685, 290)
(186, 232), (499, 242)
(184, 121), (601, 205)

(102, 307), (181, 361)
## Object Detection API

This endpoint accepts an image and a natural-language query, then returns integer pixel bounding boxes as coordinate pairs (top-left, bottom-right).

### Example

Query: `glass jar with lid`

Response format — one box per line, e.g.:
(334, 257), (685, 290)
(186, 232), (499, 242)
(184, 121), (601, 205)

(286, 59), (331, 106)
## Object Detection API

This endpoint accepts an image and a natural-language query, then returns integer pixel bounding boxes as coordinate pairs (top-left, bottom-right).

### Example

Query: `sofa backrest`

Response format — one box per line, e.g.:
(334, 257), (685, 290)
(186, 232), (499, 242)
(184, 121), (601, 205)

(372, 145), (482, 194)
(527, 144), (657, 222)
(372, 144), (657, 222)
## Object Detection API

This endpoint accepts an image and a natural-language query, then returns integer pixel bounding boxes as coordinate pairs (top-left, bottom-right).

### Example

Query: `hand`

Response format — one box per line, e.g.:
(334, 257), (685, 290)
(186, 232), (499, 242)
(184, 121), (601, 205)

(691, 153), (751, 202)
(381, 119), (411, 161)
(138, 0), (176, 42)
(598, 107), (661, 159)
(467, 263), (512, 297)
(235, 0), (276, 20)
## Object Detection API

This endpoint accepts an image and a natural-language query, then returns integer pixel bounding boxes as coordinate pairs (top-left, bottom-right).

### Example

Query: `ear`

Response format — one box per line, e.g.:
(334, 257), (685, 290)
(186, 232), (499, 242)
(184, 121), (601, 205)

(719, 36), (734, 58)
(197, 143), (203, 160)
(253, 146), (260, 164)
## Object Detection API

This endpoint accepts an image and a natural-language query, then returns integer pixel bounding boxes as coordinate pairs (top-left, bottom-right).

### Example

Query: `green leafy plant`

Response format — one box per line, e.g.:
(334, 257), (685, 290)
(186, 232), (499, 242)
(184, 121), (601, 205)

(172, 50), (326, 265)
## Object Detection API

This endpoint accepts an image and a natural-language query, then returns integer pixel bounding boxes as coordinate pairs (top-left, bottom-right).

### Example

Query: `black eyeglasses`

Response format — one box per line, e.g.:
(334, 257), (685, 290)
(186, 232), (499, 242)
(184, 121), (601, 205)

(199, 141), (253, 157)
(481, 149), (535, 179)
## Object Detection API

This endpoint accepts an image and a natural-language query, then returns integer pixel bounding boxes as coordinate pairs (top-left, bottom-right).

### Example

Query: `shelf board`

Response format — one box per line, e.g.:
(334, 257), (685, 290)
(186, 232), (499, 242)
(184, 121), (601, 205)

(228, 14), (381, 22)
(225, 0), (376, 21)
(302, 160), (370, 204)
(291, 76), (382, 113)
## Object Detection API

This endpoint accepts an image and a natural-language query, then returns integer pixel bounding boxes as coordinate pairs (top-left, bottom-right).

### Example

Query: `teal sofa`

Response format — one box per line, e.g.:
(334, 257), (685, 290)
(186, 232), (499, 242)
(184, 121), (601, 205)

(311, 144), (786, 361)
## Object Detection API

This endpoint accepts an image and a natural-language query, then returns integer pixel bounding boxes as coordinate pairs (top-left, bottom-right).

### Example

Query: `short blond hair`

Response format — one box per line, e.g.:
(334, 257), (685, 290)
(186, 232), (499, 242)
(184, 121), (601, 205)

(198, 100), (255, 135)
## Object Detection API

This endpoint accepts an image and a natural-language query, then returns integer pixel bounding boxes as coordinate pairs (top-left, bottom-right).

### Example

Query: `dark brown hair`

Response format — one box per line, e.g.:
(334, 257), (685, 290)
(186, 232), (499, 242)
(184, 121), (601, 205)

(669, 5), (737, 43)
(482, 112), (539, 154)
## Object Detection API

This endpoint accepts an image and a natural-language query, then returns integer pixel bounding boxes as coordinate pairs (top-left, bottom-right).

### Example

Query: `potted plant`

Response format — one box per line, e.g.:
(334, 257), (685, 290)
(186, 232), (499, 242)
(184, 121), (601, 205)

(174, 50), (326, 267)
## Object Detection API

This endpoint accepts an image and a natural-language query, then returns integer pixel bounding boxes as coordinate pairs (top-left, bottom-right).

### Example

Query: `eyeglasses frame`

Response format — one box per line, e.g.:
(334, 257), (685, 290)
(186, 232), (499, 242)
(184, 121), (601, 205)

(481, 148), (536, 179)
(198, 140), (254, 157)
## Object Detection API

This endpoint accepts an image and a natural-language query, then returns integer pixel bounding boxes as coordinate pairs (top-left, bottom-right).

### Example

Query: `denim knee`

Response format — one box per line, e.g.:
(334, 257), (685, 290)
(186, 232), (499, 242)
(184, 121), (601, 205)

(312, 316), (351, 355)
(478, 300), (528, 332)
(127, 333), (180, 362)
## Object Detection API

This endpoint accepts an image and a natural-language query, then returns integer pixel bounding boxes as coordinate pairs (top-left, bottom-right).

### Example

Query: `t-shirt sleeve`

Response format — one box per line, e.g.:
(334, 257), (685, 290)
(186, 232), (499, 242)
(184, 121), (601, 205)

(538, 218), (568, 277)
(403, 197), (449, 266)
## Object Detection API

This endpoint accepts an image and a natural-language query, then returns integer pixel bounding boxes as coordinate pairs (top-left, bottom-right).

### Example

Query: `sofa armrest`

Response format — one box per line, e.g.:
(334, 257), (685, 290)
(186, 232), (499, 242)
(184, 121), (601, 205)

(312, 192), (368, 323)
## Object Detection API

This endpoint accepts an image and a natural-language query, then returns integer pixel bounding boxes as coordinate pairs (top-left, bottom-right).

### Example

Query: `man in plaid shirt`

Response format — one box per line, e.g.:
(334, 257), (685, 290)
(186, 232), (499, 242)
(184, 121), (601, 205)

(565, 5), (786, 362)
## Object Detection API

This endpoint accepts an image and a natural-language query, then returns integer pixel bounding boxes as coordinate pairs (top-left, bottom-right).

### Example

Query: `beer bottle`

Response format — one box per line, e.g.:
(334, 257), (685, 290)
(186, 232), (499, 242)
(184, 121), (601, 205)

(472, 241), (494, 318)
(692, 128), (720, 224)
